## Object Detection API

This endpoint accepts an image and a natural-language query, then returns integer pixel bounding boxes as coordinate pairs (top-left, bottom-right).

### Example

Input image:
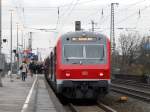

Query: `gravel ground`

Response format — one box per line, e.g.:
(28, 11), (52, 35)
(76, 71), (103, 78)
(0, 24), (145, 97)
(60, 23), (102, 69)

(99, 91), (150, 112)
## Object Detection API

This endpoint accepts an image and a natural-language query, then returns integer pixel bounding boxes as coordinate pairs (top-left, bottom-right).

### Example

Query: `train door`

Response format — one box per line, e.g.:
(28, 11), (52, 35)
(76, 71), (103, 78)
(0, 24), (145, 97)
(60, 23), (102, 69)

(50, 52), (53, 80)
(53, 47), (57, 83)
(50, 47), (57, 83)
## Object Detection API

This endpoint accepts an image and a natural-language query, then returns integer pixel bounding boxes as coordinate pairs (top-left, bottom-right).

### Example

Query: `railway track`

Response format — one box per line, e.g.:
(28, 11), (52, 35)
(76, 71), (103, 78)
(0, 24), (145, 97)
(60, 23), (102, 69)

(68, 102), (117, 112)
(112, 79), (150, 90)
(45, 77), (117, 112)
(111, 83), (150, 102)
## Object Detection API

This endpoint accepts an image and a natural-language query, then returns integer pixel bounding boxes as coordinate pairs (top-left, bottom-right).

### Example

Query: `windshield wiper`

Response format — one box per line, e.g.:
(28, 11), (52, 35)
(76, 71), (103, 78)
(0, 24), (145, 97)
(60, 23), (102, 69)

(72, 62), (78, 64)
(100, 58), (104, 60)
(72, 61), (82, 64)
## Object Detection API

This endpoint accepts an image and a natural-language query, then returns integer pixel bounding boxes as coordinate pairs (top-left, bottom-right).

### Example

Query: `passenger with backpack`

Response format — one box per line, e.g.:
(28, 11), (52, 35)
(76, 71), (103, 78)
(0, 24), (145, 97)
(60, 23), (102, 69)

(20, 61), (28, 81)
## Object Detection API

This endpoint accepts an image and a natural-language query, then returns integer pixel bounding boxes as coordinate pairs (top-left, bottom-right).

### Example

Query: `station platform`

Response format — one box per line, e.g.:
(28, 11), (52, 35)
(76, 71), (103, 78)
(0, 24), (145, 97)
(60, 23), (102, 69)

(0, 74), (57, 112)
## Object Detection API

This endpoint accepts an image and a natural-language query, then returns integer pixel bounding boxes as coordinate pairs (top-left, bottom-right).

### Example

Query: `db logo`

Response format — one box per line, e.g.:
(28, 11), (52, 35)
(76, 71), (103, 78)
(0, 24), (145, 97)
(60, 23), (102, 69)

(82, 71), (88, 75)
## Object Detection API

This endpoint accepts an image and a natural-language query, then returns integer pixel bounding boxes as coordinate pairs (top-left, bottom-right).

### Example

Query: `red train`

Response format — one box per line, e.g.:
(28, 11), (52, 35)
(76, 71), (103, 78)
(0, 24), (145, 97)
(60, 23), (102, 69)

(44, 31), (111, 99)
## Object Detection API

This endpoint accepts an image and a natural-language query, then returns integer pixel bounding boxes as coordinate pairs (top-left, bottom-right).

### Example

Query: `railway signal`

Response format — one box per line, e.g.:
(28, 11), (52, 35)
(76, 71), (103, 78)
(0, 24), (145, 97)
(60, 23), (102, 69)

(75, 21), (81, 31)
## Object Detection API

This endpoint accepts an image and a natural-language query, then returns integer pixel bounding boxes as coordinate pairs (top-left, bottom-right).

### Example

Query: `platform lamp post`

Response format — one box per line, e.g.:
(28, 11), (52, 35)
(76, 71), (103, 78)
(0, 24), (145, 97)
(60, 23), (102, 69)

(10, 9), (13, 82)
(16, 23), (19, 76)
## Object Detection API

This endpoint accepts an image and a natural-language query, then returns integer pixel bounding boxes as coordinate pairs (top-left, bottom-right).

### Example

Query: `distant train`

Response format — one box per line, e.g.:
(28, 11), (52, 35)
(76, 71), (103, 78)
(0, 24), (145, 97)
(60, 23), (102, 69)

(44, 31), (111, 99)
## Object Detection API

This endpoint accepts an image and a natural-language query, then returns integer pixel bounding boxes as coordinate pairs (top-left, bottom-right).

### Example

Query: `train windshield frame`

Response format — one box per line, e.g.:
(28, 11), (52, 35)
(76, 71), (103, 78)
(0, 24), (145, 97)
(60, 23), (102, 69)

(63, 44), (105, 60)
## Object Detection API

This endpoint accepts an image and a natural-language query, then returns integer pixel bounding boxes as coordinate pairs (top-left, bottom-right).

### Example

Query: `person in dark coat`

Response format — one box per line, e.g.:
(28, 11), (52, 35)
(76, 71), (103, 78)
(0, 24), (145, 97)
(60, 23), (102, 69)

(29, 61), (35, 77)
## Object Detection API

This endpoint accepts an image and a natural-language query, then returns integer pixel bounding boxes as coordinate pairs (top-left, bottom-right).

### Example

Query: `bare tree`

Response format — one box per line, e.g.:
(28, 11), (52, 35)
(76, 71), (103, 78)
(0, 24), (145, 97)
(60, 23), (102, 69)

(137, 36), (150, 74)
(118, 33), (141, 73)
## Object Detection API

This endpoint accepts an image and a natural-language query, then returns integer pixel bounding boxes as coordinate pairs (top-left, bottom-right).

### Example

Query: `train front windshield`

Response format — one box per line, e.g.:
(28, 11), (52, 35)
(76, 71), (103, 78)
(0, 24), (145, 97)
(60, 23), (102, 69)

(63, 44), (105, 64)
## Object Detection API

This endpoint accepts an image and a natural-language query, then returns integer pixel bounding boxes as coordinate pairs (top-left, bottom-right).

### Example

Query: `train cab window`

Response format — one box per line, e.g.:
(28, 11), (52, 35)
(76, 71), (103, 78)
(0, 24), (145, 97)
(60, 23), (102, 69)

(85, 45), (104, 59)
(64, 44), (105, 60)
(64, 45), (83, 59)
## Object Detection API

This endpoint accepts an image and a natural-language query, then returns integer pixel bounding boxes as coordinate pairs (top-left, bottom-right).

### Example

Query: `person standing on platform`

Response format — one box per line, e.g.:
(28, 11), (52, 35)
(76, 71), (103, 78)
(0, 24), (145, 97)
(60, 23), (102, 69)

(29, 61), (34, 77)
(20, 61), (28, 81)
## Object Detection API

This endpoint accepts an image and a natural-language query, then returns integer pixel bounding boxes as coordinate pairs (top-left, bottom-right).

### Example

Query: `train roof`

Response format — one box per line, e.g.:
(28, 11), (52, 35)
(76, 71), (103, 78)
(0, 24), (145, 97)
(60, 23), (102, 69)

(61, 31), (108, 39)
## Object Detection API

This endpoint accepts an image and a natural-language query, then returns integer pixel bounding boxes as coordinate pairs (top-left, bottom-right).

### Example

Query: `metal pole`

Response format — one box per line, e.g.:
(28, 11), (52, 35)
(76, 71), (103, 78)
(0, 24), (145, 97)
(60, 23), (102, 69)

(21, 30), (23, 50)
(0, 0), (3, 87)
(110, 3), (115, 52)
(16, 23), (19, 75)
(29, 32), (32, 51)
(37, 48), (39, 61)
(10, 10), (13, 82)
(19, 30), (23, 64)
(91, 20), (96, 32)
(110, 3), (118, 74)
(110, 3), (119, 53)
(17, 23), (19, 54)
(24, 39), (25, 50)
(91, 20), (94, 32)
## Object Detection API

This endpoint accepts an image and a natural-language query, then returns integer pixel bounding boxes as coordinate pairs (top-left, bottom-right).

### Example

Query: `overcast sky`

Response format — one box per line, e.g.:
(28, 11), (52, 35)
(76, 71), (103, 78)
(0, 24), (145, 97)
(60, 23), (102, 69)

(2, 0), (150, 60)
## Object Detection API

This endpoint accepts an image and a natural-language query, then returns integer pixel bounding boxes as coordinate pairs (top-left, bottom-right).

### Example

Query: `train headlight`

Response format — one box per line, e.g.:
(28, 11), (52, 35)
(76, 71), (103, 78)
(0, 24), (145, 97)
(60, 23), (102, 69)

(66, 73), (71, 77)
(99, 73), (104, 77)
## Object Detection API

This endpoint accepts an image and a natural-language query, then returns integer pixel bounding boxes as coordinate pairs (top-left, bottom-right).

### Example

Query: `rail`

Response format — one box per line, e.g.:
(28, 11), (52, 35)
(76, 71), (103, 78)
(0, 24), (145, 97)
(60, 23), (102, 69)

(68, 102), (117, 112)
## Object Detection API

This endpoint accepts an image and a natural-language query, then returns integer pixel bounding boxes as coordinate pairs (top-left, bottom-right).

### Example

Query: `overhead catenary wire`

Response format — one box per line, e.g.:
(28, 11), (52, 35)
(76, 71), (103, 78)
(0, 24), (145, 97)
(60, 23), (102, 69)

(59, 0), (75, 18)
(10, 0), (26, 30)
(79, 0), (146, 31)
(102, 0), (146, 26)
(7, 0), (150, 35)
(58, 0), (98, 8)
(11, 0), (22, 21)
(116, 4), (150, 25)
(55, 7), (60, 30)
(117, 0), (146, 12)
(11, 0), (144, 31)
(96, 0), (147, 28)
(7, 0), (99, 10)
(55, 0), (74, 30)
(64, 0), (80, 19)
(11, 0), (83, 33)
(134, 9), (141, 28)
(55, 0), (148, 33)
(57, 0), (80, 33)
